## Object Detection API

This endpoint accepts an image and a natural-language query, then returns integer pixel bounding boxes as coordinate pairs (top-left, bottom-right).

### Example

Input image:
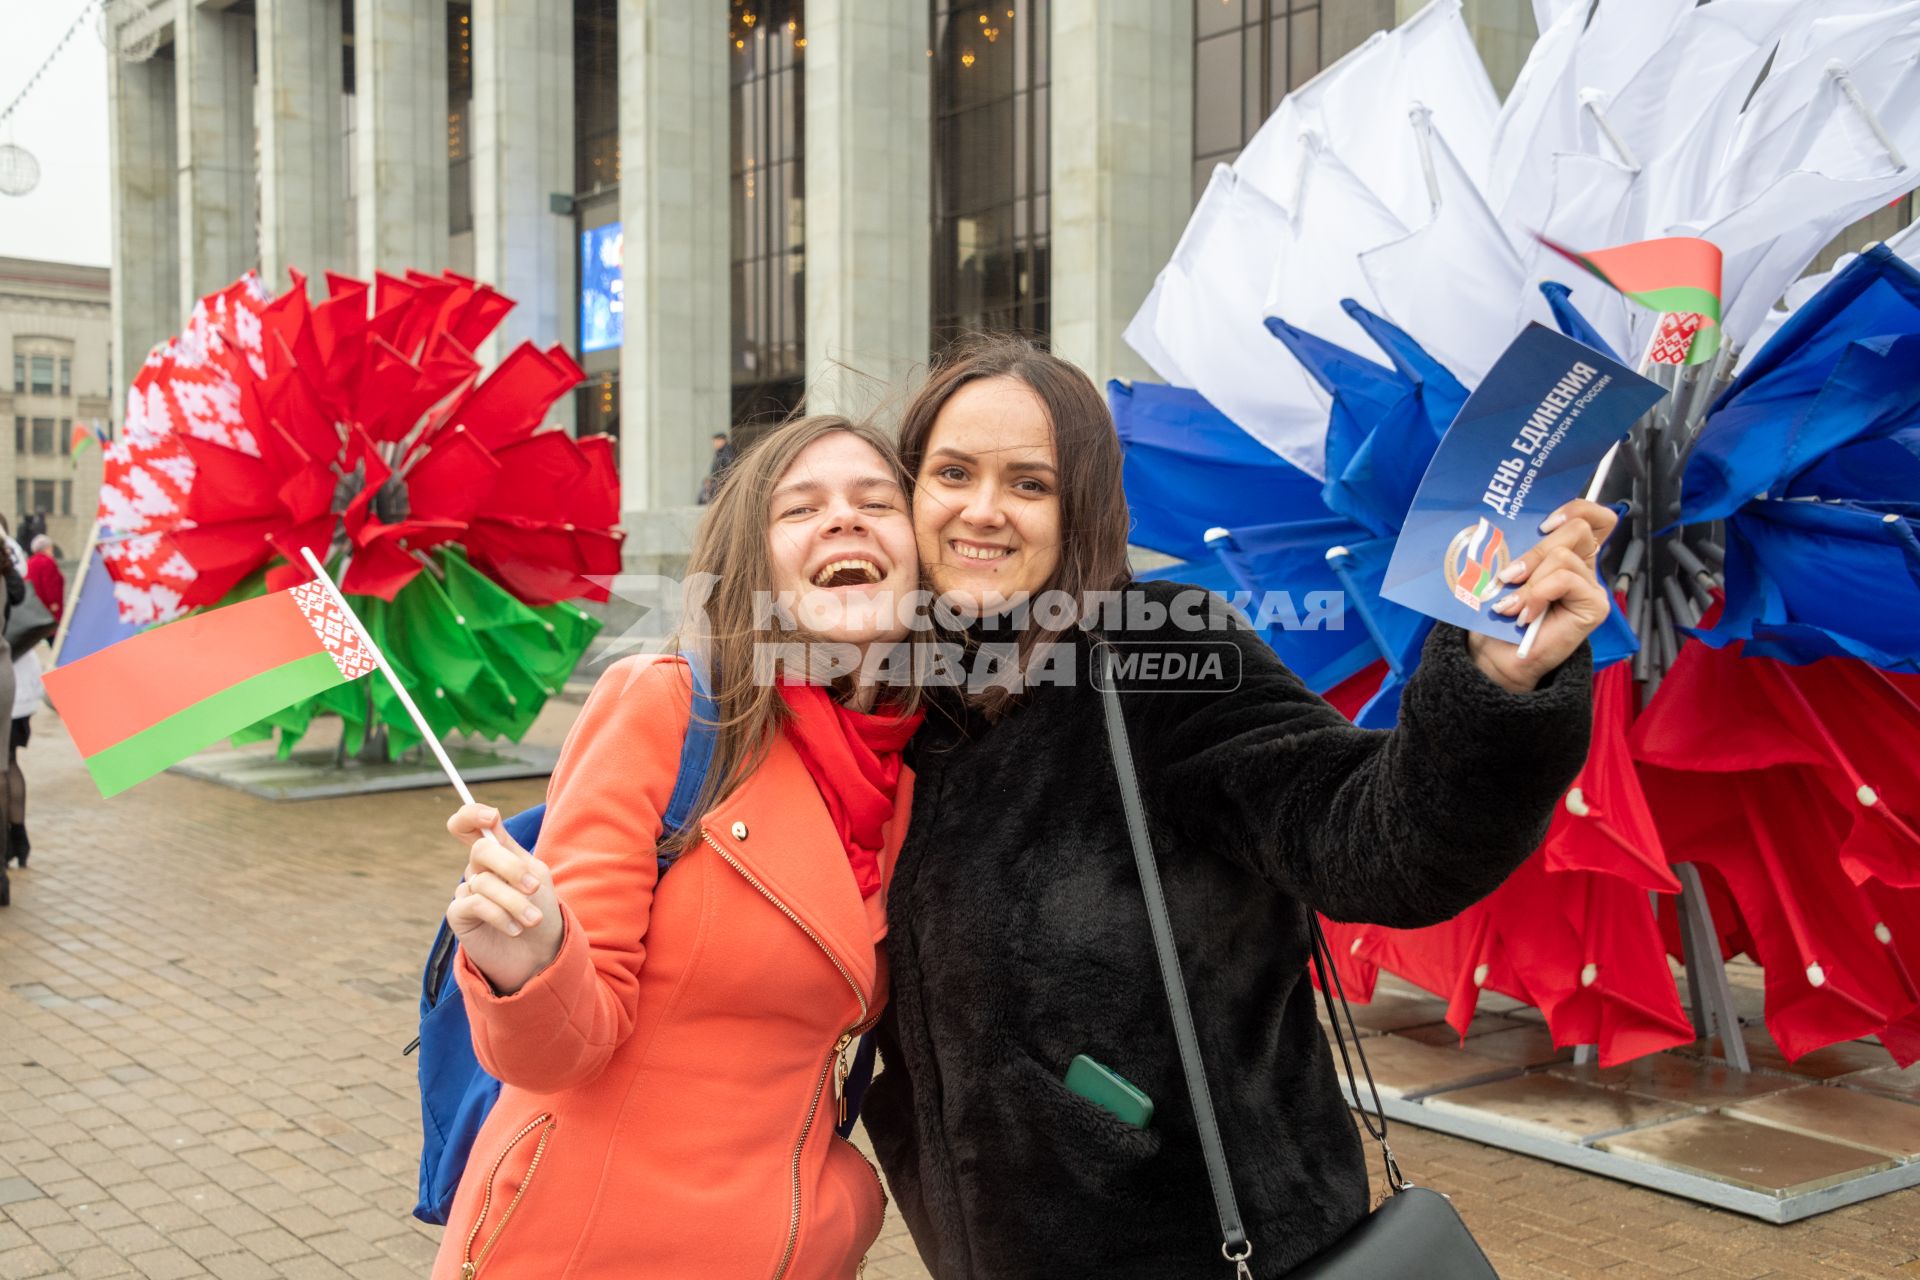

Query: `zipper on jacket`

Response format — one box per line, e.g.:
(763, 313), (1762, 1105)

(461, 1112), (557, 1279)
(704, 828), (876, 1280)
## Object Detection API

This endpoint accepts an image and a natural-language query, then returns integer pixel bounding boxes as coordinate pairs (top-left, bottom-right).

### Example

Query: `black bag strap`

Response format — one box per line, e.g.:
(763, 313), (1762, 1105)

(1095, 648), (1406, 1280)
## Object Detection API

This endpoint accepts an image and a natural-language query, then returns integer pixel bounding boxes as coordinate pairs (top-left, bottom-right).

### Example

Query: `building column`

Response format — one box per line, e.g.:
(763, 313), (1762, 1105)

(471, 0), (574, 394)
(106, 47), (178, 422)
(258, 0), (349, 292)
(353, 0), (450, 276)
(176, 3), (258, 307)
(803, 2), (930, 418)
(617, 0), (729, 510)
(1048, 0), (1193, 387)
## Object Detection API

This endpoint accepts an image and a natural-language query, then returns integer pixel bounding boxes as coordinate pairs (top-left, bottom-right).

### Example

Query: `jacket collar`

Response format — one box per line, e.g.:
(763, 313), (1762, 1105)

(697, 730), (911, 1007)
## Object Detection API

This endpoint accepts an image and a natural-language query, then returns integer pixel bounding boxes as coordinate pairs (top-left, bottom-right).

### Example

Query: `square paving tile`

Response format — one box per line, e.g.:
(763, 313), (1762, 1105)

(1597, 1113), (1898, 1196)
(1422, 1072), (1696, 1142)
(1729, 1086), (1920, 1160)
(1346, 1036), (1515, 1099)
(1844, 1063), (1920, 1103)
(1550, 1052), (1805, 1104)
(1343, 992), (1451, 1034)
(1429, 1025), (1572, 1068)
(1397, 1013), (1528, 1046)
(1672, 1029), (1893, 1080)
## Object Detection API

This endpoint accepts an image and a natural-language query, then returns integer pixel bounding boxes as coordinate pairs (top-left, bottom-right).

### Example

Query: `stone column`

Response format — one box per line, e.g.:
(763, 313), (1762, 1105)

(258, 0), (349, 291)
(617, 0), (729, 510)
(107, 47), (178, 420)
(1048, 0), (1193, 387)
(803, 1), (930, 419)
(471, 0), (575, 385)
(176, 3), (258, 306)
(353, 0), (451, 276)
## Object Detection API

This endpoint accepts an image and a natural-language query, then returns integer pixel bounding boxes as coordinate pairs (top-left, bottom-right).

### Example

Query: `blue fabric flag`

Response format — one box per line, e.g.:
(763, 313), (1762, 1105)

(1539, 281), (1625, 363)
(1689, 248), (1920, 522)
(54, 548), (143, 668)
(1109, 379), (1321, 563)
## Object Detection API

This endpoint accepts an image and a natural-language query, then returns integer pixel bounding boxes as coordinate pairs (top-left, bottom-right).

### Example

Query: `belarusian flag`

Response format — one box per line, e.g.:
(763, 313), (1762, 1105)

(44, 580), (377, 796)
(1538, 235), (1724, 365)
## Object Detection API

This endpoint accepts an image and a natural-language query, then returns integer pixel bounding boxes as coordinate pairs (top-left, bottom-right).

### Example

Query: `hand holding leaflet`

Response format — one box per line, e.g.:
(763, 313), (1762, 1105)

(1379, 325), (1664, 652)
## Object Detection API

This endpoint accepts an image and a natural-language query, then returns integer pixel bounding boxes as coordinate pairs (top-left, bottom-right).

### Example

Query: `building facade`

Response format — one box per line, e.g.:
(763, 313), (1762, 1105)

(104, 0), (1911, 552)
(0, 258), (112, 565)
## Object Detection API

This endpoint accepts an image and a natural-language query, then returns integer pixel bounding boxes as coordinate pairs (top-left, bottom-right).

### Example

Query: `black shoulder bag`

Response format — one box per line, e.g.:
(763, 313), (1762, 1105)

(1097, 649), (1498, 1279)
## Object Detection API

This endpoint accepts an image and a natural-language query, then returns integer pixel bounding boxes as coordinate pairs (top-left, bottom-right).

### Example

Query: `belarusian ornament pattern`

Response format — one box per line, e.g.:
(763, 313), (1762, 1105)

(291, 580), (379, 682)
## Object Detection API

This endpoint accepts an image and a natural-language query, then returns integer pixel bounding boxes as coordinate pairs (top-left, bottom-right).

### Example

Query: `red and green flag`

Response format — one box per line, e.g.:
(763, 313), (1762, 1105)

(43, 581), (377, 796)
(1538, 235), (1724, 366)
(69, 422), (105, 459)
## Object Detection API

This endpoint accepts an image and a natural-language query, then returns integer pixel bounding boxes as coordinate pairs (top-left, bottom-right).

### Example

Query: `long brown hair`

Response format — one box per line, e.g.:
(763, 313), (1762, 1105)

(897, 334), (1132, 716)
(662, 414), (919, 848)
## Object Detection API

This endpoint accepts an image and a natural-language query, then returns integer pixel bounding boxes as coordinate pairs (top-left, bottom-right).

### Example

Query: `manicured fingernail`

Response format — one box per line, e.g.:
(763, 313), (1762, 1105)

(1518, 605), (1536, 625)
(1492, 595), (1521, 614)
(1538, 511), (1567, 534)
(1499, 560), (1529, 584)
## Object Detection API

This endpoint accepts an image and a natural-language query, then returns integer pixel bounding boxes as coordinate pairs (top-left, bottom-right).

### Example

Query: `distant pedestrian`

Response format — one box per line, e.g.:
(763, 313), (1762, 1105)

(0, 522), (23, 906)
(697, 430), (737, 504)
(25, 536), (63, 637)
(1, 528), (35, 874)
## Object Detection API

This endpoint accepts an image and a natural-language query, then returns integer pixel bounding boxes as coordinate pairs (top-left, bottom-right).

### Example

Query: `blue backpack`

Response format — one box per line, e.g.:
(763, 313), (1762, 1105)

(407, 659), (879, 1224)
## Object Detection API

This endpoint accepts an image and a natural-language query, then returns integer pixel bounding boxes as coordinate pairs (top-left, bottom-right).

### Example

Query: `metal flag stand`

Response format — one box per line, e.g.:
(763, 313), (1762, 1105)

(1598, 337), (1756, 1070)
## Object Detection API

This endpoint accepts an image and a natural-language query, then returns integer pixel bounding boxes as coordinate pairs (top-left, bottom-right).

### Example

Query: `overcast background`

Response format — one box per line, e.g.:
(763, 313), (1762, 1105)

(0, 0), (113, 267)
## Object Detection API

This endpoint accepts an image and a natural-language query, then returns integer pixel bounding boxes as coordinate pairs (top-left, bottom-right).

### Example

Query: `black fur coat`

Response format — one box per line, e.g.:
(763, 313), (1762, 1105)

(865, 580), (1594, 1278)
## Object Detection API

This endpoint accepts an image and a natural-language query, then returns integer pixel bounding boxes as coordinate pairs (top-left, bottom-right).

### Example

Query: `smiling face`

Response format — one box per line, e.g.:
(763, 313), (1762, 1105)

(766, 431), (918, 650)
(913, 377), (1063, 618)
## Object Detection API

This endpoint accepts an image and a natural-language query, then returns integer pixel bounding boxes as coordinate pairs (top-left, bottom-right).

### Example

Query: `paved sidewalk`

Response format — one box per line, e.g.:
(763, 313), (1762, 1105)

(0, 701), (1915, 1279)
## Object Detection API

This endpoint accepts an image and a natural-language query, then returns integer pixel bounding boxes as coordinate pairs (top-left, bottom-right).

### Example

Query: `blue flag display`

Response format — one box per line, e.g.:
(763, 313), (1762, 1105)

(1380, 323), (1665, 644)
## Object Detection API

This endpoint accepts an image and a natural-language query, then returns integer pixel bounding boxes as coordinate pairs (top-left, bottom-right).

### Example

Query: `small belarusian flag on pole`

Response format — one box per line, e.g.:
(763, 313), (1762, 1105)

(44, 550), (478, 802)
(69, 421), (106, 460)
(1537, 235), (1724, 366)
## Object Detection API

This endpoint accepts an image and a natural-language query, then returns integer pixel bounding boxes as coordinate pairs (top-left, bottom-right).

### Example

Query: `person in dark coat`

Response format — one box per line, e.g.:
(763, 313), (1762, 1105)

(861, 336), (1606, 1279)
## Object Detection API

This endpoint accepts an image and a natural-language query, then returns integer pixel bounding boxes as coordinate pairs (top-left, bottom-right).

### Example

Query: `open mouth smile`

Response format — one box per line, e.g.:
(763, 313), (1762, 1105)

(811, 557), (885, 588)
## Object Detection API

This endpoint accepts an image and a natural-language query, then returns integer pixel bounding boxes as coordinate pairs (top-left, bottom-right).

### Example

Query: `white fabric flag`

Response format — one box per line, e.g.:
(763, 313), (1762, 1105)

(1604, 0), (1805, 235)
(1698, 68), (1920, 344)
(1130, 167), (1344, 477)
(1488, 0), (1692, 241)
(1520, 152), (1643, 356)
(1358, 127), (1528, 383)
(1258, 146), (1409, 356)
(1707, 3), (1920, 219)
(1235, 0), (1498, 230)
(1121, 274), (1194, 388)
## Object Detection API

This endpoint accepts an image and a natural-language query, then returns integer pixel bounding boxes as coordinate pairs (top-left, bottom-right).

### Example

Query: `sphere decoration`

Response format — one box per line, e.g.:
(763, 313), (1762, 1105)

(96, 269), (623, 759)
(0, 144), (40, 197)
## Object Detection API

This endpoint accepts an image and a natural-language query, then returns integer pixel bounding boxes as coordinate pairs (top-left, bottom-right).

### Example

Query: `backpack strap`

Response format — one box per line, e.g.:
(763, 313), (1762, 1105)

(659, 653), (718, 841)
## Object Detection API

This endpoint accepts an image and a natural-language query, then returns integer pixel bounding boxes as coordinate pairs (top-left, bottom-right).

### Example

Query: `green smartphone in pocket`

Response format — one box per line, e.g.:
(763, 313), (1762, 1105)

(1064, 1054), (1154, 1128)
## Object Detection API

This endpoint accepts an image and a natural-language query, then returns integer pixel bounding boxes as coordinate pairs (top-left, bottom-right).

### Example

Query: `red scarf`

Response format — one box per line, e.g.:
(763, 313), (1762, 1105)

(778, 683), (923, 899)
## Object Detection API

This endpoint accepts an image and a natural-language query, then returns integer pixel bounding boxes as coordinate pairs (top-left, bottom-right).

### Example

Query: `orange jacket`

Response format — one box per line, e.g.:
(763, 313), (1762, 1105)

(430, 657), (910, 1279)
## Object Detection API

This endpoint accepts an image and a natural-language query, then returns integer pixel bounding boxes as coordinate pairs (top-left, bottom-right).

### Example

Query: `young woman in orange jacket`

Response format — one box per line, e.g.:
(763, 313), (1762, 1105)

(430, 416), (924, 1279)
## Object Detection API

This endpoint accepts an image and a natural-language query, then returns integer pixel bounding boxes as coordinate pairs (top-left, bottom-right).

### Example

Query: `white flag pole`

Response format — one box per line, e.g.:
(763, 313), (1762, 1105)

(1515, 439), (1620, 661)
(298, 546), (476, 806)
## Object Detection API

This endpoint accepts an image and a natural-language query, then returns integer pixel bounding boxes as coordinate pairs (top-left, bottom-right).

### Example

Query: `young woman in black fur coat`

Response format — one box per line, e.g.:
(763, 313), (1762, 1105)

(861, 336), (1609, 1278)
